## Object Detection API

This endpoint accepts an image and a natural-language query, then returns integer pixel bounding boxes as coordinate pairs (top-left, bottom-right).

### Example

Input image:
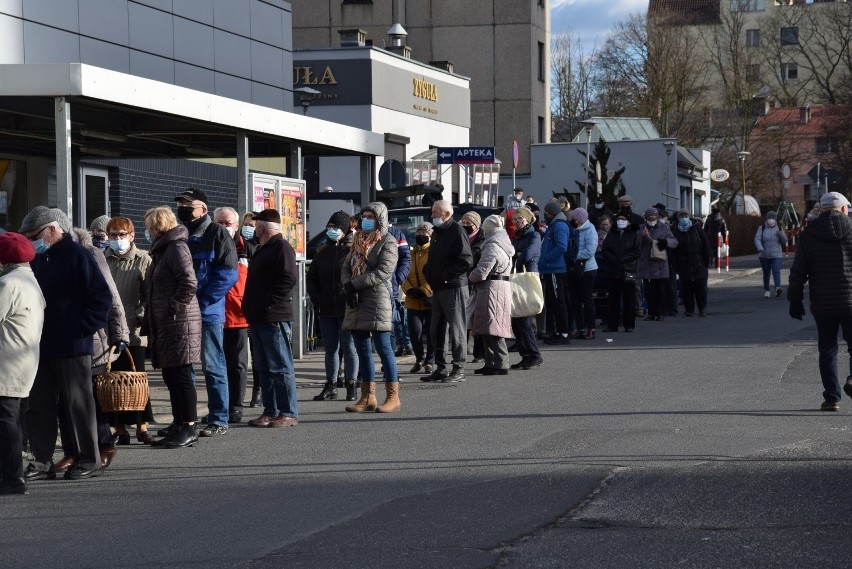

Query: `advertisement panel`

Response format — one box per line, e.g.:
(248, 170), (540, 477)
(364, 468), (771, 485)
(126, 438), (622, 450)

(249, 174), (307, 260)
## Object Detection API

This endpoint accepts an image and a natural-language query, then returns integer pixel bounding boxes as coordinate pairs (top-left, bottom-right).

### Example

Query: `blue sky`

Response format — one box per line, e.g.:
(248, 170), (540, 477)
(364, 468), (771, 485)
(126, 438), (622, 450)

(552, 0), (650, 53)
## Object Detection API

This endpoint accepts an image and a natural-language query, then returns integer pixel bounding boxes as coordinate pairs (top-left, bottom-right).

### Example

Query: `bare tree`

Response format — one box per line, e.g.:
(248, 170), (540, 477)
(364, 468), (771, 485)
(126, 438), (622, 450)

(550, 31), (594, 142)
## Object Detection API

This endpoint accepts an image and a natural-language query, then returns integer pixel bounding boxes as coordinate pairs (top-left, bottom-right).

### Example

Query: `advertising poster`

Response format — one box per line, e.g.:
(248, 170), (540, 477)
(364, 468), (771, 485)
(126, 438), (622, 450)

(251, 174), (278, 212)
(280, 181), (306, 259)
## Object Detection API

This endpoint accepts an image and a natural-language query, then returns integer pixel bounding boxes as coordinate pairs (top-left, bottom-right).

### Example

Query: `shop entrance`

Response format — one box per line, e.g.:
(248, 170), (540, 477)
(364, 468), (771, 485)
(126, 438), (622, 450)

(78, 166), (109, 228)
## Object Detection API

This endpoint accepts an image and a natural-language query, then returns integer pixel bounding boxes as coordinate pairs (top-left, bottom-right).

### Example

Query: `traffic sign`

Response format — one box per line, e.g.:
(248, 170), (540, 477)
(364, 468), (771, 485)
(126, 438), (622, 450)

(782, 163), (791, 180)
(512, 140), (519, 169)
(436, 146), (496, 165)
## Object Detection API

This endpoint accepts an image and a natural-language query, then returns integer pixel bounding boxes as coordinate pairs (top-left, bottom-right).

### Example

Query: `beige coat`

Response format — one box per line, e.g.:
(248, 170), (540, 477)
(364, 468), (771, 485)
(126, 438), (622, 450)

(468, 229), (515, 338)
(105, 244), (151, 347)
(0, 264), (46, 397)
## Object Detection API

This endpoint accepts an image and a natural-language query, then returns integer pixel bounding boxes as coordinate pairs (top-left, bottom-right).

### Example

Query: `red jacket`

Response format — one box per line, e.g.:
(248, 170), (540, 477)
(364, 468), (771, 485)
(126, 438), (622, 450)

(224, 235), (253, 329)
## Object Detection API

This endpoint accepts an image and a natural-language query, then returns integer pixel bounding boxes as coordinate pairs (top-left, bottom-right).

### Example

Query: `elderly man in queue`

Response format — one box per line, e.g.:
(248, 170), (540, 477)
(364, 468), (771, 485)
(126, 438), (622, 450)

(173, 189), (238, 438)
(243, 209), (299, 428)
(420, 200), (473, 383)
(20, 207), (112, 481)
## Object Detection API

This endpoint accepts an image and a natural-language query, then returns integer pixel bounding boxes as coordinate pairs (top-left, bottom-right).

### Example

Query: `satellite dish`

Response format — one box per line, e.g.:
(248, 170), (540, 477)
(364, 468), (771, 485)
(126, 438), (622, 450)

(378, 159), (406, 191)
(710, 169), (730, 182)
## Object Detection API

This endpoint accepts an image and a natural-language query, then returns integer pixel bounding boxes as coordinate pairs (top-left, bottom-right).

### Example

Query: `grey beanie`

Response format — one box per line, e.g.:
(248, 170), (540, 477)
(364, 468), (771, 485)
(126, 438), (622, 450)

(19, 206), (70, 234)
(544, 201), (561, 217)
(766, 211), (777, 220)
(89, 214), (110, 232)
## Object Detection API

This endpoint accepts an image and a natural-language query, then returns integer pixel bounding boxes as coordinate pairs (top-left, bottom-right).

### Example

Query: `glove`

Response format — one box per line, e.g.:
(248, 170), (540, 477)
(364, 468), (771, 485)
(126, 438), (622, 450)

(343, 282), (356, 295)
(406, 288), (425, 299)
(346, 292), (359, 309)
(112, 341), (128, 354)
(789, 301), (805, 321)
(656, 240), (668, 251)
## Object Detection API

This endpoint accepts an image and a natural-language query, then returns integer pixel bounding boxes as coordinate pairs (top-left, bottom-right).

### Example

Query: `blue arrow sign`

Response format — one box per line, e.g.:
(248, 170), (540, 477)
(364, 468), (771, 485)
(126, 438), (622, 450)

(436, 146), (496, 165)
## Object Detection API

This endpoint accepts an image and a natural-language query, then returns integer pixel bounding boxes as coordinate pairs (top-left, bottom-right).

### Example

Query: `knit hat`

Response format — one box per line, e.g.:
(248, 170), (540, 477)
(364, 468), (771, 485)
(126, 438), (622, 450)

(481, 214), (503, 235)
(0, 232), (35, 264)
(819, 191), (851, 209)
(461, 211), (481, 227)
(766, 211), (777, 220)
(644, 207), (659, 218)
(415, 221), (433, 235)
(19, 206), (69, 234)
(326, 210), (351, 229)
(89, 214), (110, 232)
(571, 207), (589, 224)
(544, 201), (562, 218)
(515, 207), (535, 224)
(618, 194), (633, 203)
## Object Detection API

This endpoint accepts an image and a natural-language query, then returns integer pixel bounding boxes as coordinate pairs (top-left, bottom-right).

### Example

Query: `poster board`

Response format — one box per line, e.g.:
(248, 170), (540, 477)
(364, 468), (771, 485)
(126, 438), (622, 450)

(249, 173), (307, 260)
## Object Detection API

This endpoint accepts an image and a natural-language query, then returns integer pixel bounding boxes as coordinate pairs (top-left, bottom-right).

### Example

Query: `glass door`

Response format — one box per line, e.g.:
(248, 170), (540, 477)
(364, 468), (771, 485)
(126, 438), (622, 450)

(78, 166), (109, 228)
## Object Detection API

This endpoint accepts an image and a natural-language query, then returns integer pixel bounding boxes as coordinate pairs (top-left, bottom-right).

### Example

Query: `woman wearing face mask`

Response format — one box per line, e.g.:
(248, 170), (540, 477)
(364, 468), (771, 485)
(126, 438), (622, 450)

(306, 211), (360, 402)
(601, 213), (641, 332)
(103, 216), (155, 444)
(402, 222), (435, 375)
(566, 208), (599, 339)
(672, 210), (712, 317)
(754, 211), (788, 299)
(637, 208), (678, 322)
(460, 211), (486, 362)
(89, 215), (111, 251)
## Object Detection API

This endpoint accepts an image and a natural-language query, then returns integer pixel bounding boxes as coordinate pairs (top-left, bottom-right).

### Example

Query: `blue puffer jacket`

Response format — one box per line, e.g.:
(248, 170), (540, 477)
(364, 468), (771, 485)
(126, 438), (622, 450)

(387, 225), (412, 297)
(186, 215), (238, 325)
(572, 220), (598, 272)
(539, 214), (569, 274)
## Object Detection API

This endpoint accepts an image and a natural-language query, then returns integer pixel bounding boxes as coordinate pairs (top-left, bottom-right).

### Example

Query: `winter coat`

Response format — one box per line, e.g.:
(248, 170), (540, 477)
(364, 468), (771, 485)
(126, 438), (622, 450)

(0, 264), (45, 397)
(672, 223), (711, 282)
(589, 205), (614, 229)
(468, 229), (515, 338)
(342, 203), (399, 332)
(705, 214), (728, 241)
(146, 225), (202, 369)
(423, 217), (473, 290)
(539, 214), (569, 274)
(402, 243), (434, 311)
(754, 224), (788, 259)
(387, 225), (412, 298)
(185, 215), (238, 325)
(788, 211), (852, 317)
(87, 244), (130, 369)
(601, 227), (641, 280)
(224, 234), (254, 329)
(104, 243), (151, 347)
(571, 220), (599, 273)
(307, 232), (352, 318)
(242, 233), (298, 324)
(469, 229), (485, 268)
(637, 222), (678, 280)
(512, 226), (541, 273)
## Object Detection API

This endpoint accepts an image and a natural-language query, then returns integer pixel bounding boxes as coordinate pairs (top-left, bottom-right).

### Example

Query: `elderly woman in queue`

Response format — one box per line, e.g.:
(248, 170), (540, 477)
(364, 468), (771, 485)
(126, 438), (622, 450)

(509, 208), (542, 370)
(672, 210), (712, 317)
(238, 212), (262, 408)
(402, 222), (435, 376)
(567, 207), (599, 340)
(637, 208), (678, 322)
(144, 206), (202, 447)
(602, 212), (641, 332)
(342, 202), (401, 414)
(307, 210), (359, 402)
(468, 215), (515, 375)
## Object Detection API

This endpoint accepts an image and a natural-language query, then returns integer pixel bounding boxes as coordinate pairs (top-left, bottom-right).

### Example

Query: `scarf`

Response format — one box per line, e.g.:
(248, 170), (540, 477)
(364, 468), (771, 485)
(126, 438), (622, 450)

(349, 229), (381, 278)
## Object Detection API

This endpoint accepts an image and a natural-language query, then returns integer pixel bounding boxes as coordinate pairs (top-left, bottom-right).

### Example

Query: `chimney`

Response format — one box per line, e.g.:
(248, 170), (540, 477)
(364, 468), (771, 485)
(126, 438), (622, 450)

(385, 23), (412, 58)
(338, 29), (367, 47)
(800, 105), (811, 124)
(430, 60), (454, 73)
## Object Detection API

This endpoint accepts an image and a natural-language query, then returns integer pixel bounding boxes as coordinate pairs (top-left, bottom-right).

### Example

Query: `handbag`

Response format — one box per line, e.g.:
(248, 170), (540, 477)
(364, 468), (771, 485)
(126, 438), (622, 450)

(95, 347), (149, 412)
(650, 240), (667, 262)
(510, 267), (545, 318)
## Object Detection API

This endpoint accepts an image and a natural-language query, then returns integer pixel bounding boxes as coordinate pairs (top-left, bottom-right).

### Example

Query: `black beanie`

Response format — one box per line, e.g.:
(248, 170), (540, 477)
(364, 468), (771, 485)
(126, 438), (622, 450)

(327, 210), (351, 229)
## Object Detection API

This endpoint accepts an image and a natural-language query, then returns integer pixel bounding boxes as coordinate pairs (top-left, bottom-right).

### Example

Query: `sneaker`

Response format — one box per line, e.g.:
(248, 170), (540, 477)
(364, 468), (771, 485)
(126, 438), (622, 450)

(23, 462), (51, 481)
(775, 287), (783, 298)
(423, 363), (434, 374)
(198, 424), (228, 437)
(248, 415), (275, 427)
(268, 416), (298, 428)
(821, 400), (840, 412)
(764, 290), (771, 299)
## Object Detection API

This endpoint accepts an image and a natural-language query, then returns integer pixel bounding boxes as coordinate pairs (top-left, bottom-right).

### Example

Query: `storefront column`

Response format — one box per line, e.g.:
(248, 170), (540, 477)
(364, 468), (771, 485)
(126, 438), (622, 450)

(54, 97), (72, 221)
(287, 143), (302, 180)
(236, 133), (250, 213)
(360, 155), (374, 206)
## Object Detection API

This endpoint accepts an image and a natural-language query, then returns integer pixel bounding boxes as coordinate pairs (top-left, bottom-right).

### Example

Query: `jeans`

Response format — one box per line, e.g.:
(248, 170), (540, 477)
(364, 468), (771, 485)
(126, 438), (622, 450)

(407, 308), (434, 364)
(814, 314), (852, 403)
(393, 300), (412, 349)
(201, 323), (229, 426)
(760, 257), (783, 291)
(319, 316), (358, 381)
(224, 327), (249, 414)
(567, 270), (597, 330)
(250, 321), (299, 418)
(352, 330), (398, 383)
(511, 316), (540, 360)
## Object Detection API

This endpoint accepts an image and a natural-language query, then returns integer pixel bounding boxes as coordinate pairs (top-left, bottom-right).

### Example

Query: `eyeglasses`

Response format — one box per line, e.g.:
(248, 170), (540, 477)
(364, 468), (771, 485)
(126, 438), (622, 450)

(108, 232), (130, 239)
(27, 225), (50, 242)
(216, 220), (237, 227)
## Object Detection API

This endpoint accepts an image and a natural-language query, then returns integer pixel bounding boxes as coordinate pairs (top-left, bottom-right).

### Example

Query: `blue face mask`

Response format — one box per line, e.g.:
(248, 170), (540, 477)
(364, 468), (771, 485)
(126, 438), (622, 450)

(326, 228), (343, 241)
(432, 217), (444, 228)
(678, 218), (692, 230)
(32, 239), (50, 255)
(361, 218), (376, 232)
(241, 226), (255, 240)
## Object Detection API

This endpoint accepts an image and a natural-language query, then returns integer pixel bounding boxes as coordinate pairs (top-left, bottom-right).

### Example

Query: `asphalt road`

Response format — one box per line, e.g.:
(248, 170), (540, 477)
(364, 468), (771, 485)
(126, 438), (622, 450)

(2, 255), (851, 569)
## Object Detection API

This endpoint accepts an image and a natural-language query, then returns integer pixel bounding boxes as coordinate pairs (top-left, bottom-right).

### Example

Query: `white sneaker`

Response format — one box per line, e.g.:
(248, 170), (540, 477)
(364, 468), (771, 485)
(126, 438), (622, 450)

(775, 287), (783, 298)
(764, 290), (771, 299)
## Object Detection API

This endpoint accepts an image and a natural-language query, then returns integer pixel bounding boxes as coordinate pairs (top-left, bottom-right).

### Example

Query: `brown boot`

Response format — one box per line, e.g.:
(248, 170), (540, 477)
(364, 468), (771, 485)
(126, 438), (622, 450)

(376, 381), (401, 413)
(345, 381), (377, 412)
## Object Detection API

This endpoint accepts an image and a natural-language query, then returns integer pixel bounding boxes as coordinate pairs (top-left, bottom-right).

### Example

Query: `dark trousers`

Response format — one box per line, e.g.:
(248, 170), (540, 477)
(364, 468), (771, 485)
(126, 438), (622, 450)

(511, 316), (540, 360)
(407, 308), (434, 364)
(607, 278), (636, 330)
(224, 327), (249, 414)
(666, 271), (679, 315)
(162, 364), (197, 423)
(27, 356), (99, 470)
(0, 397), (24, 480)
(567, 270), (598, 331)
(59, 370), (114, 455)
(543, 273), (571, 334)
(814, 314), (852, 403)
(682, 279), (705, 315)
(644, 278), (667, 319)
(108, 345), (154, 427)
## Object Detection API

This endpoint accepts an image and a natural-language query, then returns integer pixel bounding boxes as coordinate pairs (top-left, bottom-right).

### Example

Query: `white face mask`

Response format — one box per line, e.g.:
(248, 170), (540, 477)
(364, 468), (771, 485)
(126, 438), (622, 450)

(646, 220), (658, 227)
(616, 220), (628, 230)
(766, 219), (777, 227)
(109, 239), (131, 254)
(225, 226), (236, 238)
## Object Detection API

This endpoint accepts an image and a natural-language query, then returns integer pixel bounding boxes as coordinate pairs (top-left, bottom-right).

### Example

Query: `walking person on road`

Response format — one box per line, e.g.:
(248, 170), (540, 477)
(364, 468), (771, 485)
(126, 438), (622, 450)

(755, 211), (788, 299)
(788, 192), (852, 412)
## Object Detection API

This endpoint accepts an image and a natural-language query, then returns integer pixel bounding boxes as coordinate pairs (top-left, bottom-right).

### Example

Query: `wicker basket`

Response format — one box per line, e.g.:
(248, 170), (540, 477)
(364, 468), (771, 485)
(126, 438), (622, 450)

(95, 347), (149, 412)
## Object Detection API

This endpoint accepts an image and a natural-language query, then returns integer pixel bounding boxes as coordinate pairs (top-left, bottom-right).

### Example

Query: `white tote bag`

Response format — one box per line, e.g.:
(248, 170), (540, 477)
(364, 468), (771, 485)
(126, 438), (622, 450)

(510, 267), (545, 318)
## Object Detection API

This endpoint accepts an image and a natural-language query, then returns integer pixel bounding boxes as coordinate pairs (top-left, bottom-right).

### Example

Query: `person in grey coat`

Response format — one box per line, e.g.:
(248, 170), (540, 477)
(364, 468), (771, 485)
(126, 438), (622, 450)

(637, 207), (678, 321)
(755, 210), (788, 299)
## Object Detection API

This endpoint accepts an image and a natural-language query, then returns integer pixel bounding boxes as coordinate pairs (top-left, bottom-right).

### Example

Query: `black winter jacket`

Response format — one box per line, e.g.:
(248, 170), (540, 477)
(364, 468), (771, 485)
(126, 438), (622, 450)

(306, 233), (351, 318)
(672, 224), (711, 281)
(424, 218), (473, 290)
(243, 234), (298, 324)
(788, 211), (852, 316)
(601, 228), (640, 279)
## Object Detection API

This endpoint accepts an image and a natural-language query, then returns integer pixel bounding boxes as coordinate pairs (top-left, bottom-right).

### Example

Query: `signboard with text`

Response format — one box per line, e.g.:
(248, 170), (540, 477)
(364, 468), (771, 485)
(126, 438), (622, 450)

(436, 146), (496, 165)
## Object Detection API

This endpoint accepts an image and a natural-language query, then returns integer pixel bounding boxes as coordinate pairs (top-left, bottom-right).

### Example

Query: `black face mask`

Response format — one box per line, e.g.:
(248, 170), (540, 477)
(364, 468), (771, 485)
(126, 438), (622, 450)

(515, 224), (530, 237)
(462, 225), (475, 235)
(415, 235), (430, 246)
(176, 206), (196, 224)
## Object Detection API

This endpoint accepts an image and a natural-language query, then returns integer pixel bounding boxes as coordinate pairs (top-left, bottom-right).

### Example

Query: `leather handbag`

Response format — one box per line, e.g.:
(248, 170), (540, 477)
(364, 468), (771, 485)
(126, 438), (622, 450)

(510, 267), (545, 318)
(650, 240), (667, 262)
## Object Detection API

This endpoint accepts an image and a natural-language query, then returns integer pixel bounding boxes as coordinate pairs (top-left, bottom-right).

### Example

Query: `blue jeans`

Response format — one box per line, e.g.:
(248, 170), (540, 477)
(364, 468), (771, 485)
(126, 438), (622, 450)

(760, 257), (782, 291)
(319, 316), (358, 381)
(351, 330), (398, 383)
(250, 321), (299, 417)
(201, 323), (229, 426)
(814, 314), (852, 403)
(393, 300), (412, 348)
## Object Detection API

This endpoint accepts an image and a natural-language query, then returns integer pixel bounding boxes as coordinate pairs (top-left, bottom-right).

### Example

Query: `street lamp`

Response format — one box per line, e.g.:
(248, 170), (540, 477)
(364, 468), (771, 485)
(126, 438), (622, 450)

(294, 87), (321, 115)
(579, 119), (596, 208)
(736, 150), (750, 215)
(663, 140), (675, 211)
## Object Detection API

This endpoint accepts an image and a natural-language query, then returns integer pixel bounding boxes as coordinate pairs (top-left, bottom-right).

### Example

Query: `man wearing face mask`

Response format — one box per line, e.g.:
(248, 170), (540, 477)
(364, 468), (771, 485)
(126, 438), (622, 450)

(589, 195), (613, 230)
(173, 189), (238, 438)
(421, 200), (473, 383)
(504, 187), (526, 210)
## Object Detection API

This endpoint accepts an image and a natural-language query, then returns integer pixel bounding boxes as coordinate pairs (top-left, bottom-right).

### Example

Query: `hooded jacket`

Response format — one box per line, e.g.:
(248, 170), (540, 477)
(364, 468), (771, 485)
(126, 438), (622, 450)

(788, 210), (852, 316)
(469, 229), (515, 338)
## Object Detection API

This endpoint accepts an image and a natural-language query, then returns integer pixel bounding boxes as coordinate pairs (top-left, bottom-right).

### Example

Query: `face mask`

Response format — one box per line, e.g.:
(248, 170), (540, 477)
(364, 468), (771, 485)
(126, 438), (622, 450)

(32, 239), (50, 255)
(514, 193), (523, 201)
(462, 225), (474, 235)
(646, 220), (658, 227)
(92, 235), (108, 249)
(326, 228), (343, 241)
(594, 203), (603, 209)
(225, 226), (236, 238)
(678, 218), (692, 229)
(415, 235), (430, 246)
(109, 239), (131, 254)
(616, 220), (628, 230)
(176, 206), (196, 224)
(766, 219), (777, 227)
(241, 226), (255, 240)
(144, 229), (152, 243)
(660, 218), (668, 225)
(361, 218), (376, 232)
(432, 217), (444, 228)
(600, 225), (611, 232)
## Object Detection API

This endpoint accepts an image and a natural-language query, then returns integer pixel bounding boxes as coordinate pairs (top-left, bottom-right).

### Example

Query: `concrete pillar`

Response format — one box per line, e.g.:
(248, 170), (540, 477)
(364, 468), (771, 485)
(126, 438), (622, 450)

(288, 144), (301, 179)
(236, 133), (250, 213)
(54, 97), (72, 221)
(360, 155), (374, 206)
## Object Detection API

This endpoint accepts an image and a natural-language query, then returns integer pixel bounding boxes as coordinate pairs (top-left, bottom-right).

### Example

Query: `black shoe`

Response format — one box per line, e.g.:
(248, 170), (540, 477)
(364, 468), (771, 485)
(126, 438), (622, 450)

(442, 369), (466, 383)
(0, 478), (27, 495)
(313, 381), (338, 401)
(162, 424), (198, 448)
(699, 310), (707, 317)
(23, 463), (50, 481)
(685, 313), (693, 317)
(522, 358), (543, 370)
(64, 465), (100, 480)
(345, 381), (358, 401)
(844, 380), (852, 400)
(624, 328), (634, 332)
(394, 346), (404, 357)
(409, 361), (423, 374)
(480, 368), (508, 376)
(474, 366), (492, 374)
(198, 423), (228, 437)
(228, 411), (243, 424)
(544, 335), (570, 345)
(402, 346), (415, 356)
(603, 327), (618, 333)
(510, 358), (529, 370)
(157, 423), (176, 437)
(113, 431), (131, 446)
(420, 371), (448, 382)
(250, 389), (262, 407)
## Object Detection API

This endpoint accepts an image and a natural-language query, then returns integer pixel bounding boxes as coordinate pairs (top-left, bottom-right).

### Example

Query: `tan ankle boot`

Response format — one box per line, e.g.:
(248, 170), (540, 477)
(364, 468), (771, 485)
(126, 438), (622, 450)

(376, 381), (400, 413)
(345, 381), (377, 412)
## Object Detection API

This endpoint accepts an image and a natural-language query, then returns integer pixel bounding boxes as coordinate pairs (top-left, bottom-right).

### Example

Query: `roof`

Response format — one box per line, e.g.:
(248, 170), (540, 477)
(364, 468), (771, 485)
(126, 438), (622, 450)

(753, 106), (851, 138)
(572, 117), (661, 143)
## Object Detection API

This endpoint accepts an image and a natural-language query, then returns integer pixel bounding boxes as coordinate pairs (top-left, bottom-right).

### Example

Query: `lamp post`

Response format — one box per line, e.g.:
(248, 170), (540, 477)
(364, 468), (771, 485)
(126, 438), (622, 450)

(663, 140), (675, 211)
(294, 86), (321, 115)
(736, 150), (750, 215)
(579, 119), (596, 208)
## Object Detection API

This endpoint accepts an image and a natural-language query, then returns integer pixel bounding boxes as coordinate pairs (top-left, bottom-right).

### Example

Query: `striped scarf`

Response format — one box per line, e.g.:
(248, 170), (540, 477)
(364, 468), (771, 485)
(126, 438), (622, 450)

(349, 230), (381, 278)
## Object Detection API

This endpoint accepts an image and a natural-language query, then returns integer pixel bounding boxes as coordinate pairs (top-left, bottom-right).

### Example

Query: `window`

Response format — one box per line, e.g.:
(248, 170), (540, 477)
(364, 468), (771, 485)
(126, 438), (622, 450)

(816, 137), (837, 154)
(537, 42), (545, 82)
(538, 116), (545, 143)
(744, 64), (761, 82)
(746, 29), (760, 47)
(780, 27), (798, 45)
(781, 62), (798, 81)
(731, 0), (766, 12)
(538, 0), (544, 6)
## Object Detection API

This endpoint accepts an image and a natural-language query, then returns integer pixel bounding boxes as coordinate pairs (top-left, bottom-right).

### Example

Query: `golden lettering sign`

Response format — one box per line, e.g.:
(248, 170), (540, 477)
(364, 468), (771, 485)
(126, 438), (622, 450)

(293, 66), (338, 85)
(413, 78), (438, 102)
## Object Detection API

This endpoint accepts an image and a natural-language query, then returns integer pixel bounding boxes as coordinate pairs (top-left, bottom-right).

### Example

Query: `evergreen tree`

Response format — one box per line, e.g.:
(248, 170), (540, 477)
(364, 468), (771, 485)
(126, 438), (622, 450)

(572, 139), (626, 212)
